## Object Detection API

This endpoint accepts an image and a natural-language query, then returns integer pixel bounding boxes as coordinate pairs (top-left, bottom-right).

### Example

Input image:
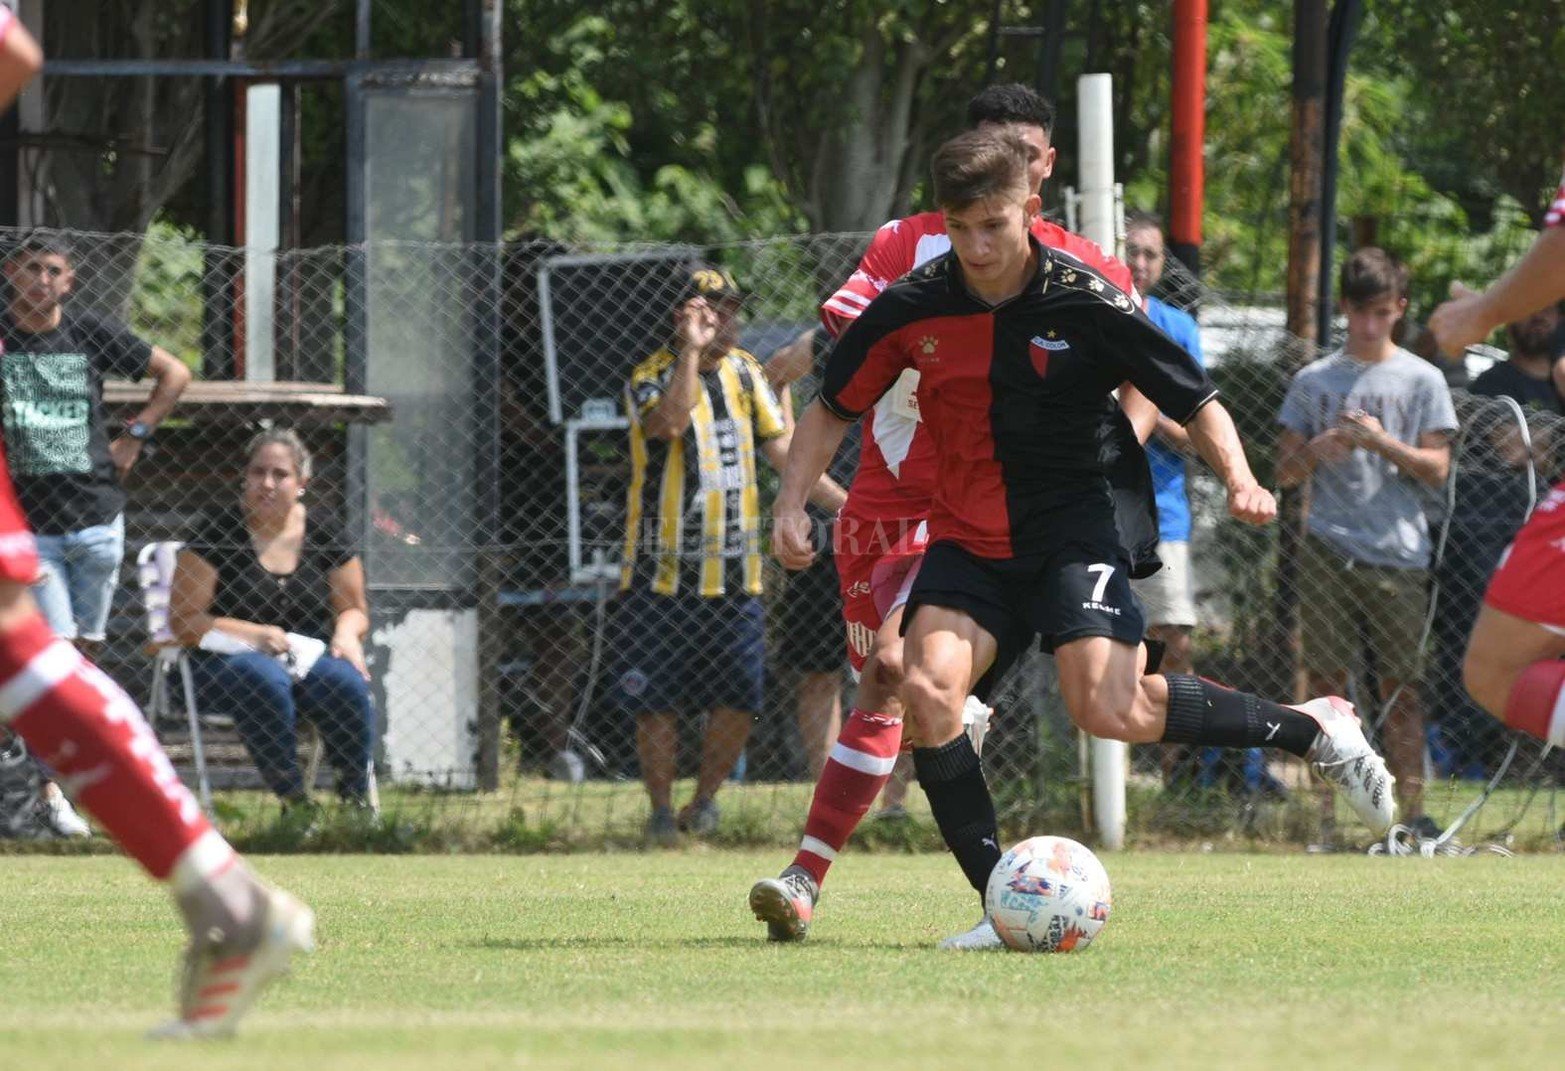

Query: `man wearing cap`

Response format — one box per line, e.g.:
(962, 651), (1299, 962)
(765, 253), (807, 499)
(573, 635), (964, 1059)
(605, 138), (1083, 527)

(615, 264), (845, 843)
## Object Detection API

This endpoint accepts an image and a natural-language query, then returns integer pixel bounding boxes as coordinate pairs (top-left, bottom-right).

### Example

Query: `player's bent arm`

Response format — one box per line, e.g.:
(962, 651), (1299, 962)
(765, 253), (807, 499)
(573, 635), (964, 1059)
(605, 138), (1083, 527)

(1118, 384), (1158, 444)
(0, 17), (42, 113)
(169, 550), (288, 653)
(1186, 400), (1276, 524)
(761, 434), (848, 513)
(772, 401), (852, 568)
(1431, 227), (1565, 353)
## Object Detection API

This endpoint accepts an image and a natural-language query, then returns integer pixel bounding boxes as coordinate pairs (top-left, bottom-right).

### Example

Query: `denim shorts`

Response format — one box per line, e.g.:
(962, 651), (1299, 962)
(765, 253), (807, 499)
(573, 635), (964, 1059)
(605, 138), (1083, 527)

(31, 514), (125, 642)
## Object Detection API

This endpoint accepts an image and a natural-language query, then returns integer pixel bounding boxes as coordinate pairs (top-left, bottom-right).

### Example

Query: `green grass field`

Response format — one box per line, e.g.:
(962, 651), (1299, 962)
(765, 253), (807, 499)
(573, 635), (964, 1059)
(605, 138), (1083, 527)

(2, 851), (1561, 1070)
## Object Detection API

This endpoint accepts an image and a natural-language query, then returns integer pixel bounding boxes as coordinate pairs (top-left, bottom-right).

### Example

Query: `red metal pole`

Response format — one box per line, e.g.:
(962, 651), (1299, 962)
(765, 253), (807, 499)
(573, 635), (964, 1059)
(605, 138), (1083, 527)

(1169, 0), (1207, 279)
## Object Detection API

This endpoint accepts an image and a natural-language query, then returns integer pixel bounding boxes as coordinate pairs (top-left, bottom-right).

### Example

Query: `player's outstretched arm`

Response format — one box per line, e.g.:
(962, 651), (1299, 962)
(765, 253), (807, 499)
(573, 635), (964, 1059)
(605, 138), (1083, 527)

(1185, 399), (1276, 525)
(0, 15), (40, 112)
(1429, 227), (1565, 354)
(772, 400), (851, 570)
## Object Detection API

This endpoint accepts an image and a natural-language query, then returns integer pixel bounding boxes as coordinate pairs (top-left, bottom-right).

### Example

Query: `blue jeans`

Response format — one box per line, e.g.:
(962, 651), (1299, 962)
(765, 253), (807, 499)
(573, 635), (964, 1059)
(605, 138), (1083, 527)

(31, 514), (125, 642)
(192, 650), (375, 801)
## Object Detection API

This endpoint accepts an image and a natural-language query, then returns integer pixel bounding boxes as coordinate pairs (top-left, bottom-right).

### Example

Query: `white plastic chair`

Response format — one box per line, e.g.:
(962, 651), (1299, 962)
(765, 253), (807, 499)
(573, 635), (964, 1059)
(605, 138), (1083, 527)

(136, 541), (213, 815)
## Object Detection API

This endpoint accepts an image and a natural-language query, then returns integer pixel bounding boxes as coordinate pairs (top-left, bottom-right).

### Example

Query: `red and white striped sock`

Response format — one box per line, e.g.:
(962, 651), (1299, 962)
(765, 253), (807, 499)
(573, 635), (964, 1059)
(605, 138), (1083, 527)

(790, 707), (903, 886)
(0, 613), (228, 881)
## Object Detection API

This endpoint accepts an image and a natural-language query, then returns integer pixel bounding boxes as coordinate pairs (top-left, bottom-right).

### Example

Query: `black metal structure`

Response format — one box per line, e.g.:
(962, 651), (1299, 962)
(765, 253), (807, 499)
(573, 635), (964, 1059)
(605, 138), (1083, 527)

(1317, 0), (1365, 348)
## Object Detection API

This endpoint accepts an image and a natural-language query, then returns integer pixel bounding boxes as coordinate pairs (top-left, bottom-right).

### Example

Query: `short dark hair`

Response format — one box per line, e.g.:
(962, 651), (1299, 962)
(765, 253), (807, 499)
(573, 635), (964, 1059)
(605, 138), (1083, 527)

(966, 83), (1055, 137)
(1339, 247), (1409, 305)
(7, 231), (72, 264)
(1125, 209), (1165, 234)
(931, 130), (1031, 212)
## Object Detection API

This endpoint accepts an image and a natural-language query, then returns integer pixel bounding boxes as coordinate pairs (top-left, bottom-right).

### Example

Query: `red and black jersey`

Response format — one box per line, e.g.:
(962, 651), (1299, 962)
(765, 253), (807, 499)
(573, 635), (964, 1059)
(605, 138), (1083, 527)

(820, 239), (1217, 563)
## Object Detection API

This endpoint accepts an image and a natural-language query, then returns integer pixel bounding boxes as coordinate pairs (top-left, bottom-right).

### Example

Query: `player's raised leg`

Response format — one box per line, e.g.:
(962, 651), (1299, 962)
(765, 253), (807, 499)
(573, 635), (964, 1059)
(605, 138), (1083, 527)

(1054, 631), (1396, 835)
(1462, 493), (1565, 745)
(0, 578), (313, 1036)
(1463, 605), (1565, 745)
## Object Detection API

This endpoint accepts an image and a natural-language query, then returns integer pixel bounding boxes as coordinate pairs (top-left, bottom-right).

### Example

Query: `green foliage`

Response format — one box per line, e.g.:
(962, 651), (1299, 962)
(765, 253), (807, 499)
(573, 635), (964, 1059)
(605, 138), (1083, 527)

(128, 219), (205, 370)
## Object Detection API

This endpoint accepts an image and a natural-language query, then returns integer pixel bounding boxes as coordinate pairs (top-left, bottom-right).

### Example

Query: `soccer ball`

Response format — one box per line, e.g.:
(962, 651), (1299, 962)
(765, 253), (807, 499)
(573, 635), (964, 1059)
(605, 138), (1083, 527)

(985, 835), (1112, 953)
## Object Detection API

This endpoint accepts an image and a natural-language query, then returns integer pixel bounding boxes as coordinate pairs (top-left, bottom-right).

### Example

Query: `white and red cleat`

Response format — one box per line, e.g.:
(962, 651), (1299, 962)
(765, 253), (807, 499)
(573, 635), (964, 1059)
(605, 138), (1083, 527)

(1295, 695), (1397, 837)
(749, 866), (818, 943)
(151, 884), (315, 1039)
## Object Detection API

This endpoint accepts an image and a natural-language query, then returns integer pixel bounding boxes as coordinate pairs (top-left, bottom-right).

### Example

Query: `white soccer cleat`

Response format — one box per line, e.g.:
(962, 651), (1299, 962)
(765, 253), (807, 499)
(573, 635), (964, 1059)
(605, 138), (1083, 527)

(962, 696), (994, 756)
(151, 885), (316, 1040)
(40, 782), (91, 838)
(1296, 695), (1397, 837)
(938, 913), (1005, 951)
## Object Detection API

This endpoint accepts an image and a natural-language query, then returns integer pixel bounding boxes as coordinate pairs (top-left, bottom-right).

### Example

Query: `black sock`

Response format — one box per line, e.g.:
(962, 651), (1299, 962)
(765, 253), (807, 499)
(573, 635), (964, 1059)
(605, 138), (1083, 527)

(912, 735), (1001, 900)
(1160, 674), (1319, 757)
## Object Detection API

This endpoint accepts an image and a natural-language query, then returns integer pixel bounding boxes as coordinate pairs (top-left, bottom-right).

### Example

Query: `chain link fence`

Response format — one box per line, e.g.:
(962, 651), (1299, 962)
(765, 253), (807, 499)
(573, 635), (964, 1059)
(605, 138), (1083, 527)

(0, 220), (1560, 854)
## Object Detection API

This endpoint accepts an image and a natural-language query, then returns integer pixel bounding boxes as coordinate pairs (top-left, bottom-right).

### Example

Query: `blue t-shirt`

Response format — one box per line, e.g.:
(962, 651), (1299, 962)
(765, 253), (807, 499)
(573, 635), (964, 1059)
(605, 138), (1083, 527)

(1143, 297), (1203, 542)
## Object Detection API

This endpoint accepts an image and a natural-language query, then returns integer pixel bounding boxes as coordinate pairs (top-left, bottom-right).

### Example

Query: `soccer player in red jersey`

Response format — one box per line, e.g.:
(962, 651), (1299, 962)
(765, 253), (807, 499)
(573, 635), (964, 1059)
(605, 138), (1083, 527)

(775, 130), (1396, 948)
(0, 11), (312, 1035)
(750, 85), (1156, 944)
(1447, 163), (1565, 752)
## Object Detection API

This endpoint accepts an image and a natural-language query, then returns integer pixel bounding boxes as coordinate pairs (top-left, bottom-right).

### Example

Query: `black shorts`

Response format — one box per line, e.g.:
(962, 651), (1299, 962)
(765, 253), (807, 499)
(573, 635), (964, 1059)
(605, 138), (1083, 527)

(776, 551), (847, 673)
(904, 539), (1146, 661)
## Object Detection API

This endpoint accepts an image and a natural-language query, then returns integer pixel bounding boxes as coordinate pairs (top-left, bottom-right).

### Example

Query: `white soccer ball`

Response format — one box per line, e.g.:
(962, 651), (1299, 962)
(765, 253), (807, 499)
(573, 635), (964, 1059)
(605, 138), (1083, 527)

(985, 835), (1112, 953)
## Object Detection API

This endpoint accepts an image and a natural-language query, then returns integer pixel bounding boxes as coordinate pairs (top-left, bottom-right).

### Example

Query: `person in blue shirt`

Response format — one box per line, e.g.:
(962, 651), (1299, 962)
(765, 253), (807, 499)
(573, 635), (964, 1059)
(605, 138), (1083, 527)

(1125, 212), (1278, 797)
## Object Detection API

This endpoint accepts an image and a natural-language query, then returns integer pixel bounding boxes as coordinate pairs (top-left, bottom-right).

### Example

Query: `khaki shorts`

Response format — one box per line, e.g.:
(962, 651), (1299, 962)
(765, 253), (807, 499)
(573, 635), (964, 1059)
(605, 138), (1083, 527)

(1131, 540), (1198, 628)
(1299, 536), (1429, 682)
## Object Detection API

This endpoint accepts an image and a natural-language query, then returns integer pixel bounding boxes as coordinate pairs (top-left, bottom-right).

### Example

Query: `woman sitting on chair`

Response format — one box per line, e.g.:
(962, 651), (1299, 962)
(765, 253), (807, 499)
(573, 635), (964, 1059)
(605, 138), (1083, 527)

(170, 428), (375, 809)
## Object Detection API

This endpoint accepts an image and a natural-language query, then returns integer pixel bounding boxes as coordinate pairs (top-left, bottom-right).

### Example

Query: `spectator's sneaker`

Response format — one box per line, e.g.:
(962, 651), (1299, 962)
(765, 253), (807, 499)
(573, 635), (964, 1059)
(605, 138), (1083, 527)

(1297, 696), (1397, 837)
(1407, 814), (1443, 841)
(152, 882), (315, 1039)
(677, 797), (720, 836)
(873, 804), (910, 822)
(645, 806), (678, 846)
(939, 914), (1005, 951)
(548, 749), (586, 784)
(40, 781), (90, 838)
(748, 865), (818, 942)
(0, 739), (49, 839)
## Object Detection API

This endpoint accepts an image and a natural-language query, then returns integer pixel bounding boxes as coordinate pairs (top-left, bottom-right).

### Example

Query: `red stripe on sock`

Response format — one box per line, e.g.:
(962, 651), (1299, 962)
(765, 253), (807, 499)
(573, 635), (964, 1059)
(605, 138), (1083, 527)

(2, 617), (210, 880)
(791, 708), (903, 886)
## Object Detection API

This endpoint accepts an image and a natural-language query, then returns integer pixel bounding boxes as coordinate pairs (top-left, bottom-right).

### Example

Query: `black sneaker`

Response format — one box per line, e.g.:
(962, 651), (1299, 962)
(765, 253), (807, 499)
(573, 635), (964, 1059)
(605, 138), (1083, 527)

(1407, 814), (1444, 841)
(0, 738), (50, 839)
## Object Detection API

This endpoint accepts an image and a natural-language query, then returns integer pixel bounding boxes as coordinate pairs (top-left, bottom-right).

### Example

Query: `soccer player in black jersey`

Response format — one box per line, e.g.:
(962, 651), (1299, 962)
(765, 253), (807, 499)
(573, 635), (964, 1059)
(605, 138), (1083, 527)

(773, 130), (1396, 948)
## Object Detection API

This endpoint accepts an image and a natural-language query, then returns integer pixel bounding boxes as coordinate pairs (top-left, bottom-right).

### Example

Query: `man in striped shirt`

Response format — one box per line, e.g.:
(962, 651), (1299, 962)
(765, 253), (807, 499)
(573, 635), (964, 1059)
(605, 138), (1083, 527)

(616, 265), (844, 842)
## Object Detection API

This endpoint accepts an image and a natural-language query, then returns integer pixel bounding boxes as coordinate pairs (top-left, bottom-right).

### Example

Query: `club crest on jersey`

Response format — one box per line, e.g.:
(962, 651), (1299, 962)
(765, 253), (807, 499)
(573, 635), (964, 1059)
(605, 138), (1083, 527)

(918, 335), (939, 355)
(1029, 332), (1068, 376)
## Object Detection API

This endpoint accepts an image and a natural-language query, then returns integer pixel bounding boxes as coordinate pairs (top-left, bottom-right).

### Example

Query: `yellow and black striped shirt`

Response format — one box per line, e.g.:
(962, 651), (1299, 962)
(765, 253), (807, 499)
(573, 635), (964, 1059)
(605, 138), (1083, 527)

(622, 347), (786, 597)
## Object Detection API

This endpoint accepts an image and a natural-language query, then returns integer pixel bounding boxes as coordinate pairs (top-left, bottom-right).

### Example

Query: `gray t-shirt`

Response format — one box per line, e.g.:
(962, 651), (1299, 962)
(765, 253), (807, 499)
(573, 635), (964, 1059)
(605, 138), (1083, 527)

(1277, 347), (1458, 568)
